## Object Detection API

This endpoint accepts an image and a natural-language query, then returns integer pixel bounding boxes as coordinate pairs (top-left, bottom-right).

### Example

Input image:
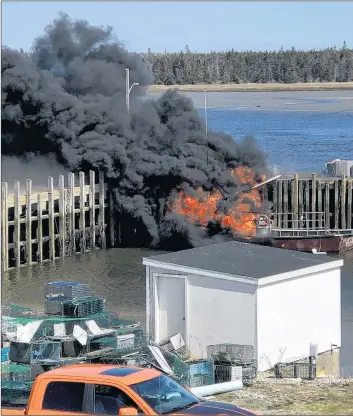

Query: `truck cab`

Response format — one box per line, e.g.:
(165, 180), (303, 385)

(2, 364), (258, 416)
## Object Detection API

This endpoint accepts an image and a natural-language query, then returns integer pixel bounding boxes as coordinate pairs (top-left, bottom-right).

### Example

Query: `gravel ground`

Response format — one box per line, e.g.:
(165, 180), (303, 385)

(212, 376), (353, 415)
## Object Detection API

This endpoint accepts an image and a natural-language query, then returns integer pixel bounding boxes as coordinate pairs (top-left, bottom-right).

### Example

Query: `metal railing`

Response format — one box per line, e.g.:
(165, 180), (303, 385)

(270, 228), (353, 238)
(272, 211), (326, 229)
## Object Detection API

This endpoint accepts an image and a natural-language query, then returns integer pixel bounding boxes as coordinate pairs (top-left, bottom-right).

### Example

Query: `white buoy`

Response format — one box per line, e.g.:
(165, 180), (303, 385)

(312, 248), (327, 255)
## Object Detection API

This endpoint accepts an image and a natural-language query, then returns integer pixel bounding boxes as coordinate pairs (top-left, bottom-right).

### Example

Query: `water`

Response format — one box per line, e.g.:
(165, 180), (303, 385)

(202, 109), (353, 172)
(3, 91), (353, 375)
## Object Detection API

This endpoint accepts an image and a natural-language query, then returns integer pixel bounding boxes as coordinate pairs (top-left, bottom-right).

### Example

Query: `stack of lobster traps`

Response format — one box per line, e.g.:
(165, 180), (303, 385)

(207, 343), (257, 386)
(1, 281), (144, 406)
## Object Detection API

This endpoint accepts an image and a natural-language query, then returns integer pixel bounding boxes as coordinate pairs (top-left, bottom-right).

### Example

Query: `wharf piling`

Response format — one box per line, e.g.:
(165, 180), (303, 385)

(1, 170), (109, 272)
(272, 173), (353, 230)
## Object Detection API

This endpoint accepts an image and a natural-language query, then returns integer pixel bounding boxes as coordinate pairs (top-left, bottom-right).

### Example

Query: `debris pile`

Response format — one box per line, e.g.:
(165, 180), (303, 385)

(1, 281), (144, 405)
(1, 282), (261, 406)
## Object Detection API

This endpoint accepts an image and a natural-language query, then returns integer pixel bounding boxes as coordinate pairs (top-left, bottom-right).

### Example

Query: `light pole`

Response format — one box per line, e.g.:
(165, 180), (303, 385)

(125, 68), (139, 115)
(204, 89), (209, 165)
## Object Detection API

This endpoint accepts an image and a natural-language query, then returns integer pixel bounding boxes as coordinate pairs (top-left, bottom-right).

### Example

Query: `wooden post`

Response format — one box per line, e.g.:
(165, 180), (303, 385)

(48, 177), (55, 260)
(58, 175), (66, 258)
(272, 181), (278, 226)
(325, 182), (330, 229)
(298, 180), (303, 229)
(25, 179), (32, 265)
(277, 180), (283, 228)
(317, 182), (323, 228)
(283, 180), (288, 228)
(311, 174), (317, 229)
(79, 172), (86, 253)
(89, 171), (96, 250)
(341, 174), (346, 229)
(109, 190), (116, 247)
(334, 179), (339, 229)
(347, 179), (352, 230)
(14, 180), (21, 268)
(99, 171), (106, 249)
(305, 180), (310, 229)
(1, 182), (9, 271)
(37, 194), (43, 264)
(68, 172), (76, 255)
(291, 174), (299, 229)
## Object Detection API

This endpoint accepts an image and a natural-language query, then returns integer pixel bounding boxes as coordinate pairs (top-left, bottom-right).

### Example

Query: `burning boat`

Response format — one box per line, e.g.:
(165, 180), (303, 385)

(170, 167), (353, 254)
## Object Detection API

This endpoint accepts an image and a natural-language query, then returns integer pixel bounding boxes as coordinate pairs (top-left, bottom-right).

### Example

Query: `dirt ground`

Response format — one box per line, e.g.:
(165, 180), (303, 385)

(213, 376), (353, 415)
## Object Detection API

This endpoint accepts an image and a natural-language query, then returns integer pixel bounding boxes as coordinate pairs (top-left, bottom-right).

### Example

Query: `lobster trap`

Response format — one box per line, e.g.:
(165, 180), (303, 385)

(9, 341), (61, 365)
(89, 335), (117, 352)
(94, 313), (141, 331)
(275, 362), (316, 380)
(2, 304), (37, 318)
(1, 363), (34, 407)
(185, 359), (215, 388)
(1, 362), (32, 382)
(158, 333), (190, 360)
(215, 364), (242, 383)
(44, 296), (105, 317)
(207, 343), (255, 365)
(44, 281), (91, 300)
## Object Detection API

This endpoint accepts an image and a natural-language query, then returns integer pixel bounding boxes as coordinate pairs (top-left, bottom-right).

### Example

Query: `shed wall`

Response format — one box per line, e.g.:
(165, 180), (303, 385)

(187, 273), (256, 358)
(256, 267), (341, 372)
(147, 266), (256, 358)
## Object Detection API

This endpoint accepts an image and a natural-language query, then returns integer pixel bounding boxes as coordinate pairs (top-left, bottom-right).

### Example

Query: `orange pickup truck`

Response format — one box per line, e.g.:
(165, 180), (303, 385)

(2, 364), (258, 415)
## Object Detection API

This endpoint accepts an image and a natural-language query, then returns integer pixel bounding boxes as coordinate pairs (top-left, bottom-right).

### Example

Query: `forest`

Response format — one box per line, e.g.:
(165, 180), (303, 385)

(141, 43), (353, 85)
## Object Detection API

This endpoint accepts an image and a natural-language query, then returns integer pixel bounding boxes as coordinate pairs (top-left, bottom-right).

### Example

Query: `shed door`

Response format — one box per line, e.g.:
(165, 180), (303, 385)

(157, 275), (186, 342)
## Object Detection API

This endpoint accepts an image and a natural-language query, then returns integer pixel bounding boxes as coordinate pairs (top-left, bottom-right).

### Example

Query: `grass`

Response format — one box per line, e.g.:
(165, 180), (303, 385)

(148, 82), (353, 93)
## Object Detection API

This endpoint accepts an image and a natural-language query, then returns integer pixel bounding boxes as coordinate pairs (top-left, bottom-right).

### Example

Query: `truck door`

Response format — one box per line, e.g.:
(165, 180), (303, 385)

(91, 383), (145, 415)
(32, 380), (92, 415)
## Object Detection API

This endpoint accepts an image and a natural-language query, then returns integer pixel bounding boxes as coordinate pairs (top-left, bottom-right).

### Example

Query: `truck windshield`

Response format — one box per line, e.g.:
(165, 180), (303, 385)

(130, 374), (200, 414)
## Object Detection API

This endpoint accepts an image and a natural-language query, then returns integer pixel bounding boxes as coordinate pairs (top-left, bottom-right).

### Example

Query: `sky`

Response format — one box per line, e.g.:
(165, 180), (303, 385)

(2, 1), (353, 53)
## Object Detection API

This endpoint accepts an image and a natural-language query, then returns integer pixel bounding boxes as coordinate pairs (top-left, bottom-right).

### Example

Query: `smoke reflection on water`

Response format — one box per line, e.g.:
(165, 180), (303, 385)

(2, 247), (353, 375)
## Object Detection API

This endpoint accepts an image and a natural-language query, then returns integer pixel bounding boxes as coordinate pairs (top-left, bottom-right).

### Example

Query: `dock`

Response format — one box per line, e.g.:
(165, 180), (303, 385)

(271, 173), (353, 231)
(2, 171), (353, 271)
(1, 170), (110, 271)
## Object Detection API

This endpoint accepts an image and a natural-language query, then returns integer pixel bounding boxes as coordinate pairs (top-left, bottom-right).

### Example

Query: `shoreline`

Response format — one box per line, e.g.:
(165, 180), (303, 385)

(148, 82), (353, 93)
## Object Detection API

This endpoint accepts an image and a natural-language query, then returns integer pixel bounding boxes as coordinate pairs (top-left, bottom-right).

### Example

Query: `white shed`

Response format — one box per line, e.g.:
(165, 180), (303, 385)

(143, 241), (343, 372)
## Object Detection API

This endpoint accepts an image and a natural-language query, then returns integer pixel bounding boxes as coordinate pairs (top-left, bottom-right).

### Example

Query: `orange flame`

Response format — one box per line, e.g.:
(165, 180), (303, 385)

(171, 167), (264, 237)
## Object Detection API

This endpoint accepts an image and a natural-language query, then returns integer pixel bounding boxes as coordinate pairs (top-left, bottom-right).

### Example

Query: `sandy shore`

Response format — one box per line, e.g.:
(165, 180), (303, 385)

(148, 82), (353, 93)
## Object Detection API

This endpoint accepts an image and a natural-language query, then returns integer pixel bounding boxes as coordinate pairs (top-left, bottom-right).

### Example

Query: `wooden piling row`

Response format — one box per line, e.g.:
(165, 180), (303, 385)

(273, 174), (353, 231)
(1, 170), (109, 272)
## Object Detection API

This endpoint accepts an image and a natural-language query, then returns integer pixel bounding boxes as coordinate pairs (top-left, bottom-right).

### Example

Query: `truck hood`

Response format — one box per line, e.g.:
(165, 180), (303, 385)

(173, 400), (258, 415)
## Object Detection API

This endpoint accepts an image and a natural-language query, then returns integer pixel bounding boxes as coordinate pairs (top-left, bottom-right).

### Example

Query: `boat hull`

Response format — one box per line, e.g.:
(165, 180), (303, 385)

(270, 234), (353, 254)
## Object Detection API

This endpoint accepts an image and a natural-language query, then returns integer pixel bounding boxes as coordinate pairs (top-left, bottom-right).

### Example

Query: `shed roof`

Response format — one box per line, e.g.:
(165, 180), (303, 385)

(143, 241), (343, 281)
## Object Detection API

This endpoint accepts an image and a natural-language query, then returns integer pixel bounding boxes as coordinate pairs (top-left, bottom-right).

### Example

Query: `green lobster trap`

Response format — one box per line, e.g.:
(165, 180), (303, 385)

(1, 362), (34, 406)
(2, 312), (139, 340)
(9, 341), (62, 365)
(160, 349), (214, 388)
(89, 336), (117, 352)
(44, 296), (105, 317)
(1, 362), (32, 382)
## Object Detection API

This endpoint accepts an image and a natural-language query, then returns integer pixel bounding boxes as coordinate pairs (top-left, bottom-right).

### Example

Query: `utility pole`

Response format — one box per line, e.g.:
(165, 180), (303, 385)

(125, 68), (139, 115)
(204, 89), (209, 165)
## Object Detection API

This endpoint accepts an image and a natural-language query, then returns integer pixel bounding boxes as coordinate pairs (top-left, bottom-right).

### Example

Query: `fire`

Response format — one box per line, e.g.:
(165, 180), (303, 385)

(171, 167), (264, 237)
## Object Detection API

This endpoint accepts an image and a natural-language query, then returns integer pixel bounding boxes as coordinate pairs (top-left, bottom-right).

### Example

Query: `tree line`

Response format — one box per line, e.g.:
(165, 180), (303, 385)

(141, 43), (353, 85)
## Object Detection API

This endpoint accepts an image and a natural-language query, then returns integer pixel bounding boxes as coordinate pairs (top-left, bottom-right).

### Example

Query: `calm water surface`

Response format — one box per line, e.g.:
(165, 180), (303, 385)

(2, 92), (353, 375)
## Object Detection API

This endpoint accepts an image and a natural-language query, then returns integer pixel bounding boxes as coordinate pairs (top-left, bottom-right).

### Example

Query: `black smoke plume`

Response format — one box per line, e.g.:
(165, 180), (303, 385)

(2, 14), (268, 249)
